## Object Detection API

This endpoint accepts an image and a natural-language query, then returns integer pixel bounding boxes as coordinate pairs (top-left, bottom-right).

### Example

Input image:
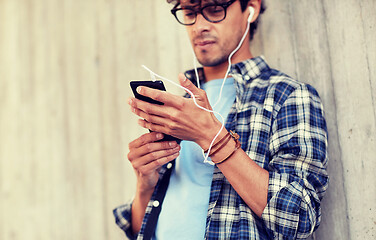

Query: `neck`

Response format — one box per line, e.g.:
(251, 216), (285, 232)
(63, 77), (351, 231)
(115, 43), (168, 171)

(203, 46), (253, 82)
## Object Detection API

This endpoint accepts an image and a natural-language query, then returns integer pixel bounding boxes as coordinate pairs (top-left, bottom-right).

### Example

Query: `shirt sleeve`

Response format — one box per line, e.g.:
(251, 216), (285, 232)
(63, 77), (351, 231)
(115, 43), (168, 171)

(261, 84), (329, 239)
(113, 202), (137, 240)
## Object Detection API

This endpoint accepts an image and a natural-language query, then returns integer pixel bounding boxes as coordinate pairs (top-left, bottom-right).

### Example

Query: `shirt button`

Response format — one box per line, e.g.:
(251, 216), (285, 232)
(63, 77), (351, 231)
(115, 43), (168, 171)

(166, 163), (172, 169)
(153, 200), (160, 207)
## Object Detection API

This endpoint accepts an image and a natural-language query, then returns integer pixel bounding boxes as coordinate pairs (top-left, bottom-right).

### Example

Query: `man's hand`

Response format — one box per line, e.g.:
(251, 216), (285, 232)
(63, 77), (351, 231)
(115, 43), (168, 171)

(128, 131), (180, 234)
(128, 132), (180, 193)
(128, 73), (223, 150)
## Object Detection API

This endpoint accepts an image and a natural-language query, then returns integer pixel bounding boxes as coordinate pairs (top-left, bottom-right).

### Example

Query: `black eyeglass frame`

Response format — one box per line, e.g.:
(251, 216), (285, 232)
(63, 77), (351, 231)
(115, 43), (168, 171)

(171, 0), (237, 26)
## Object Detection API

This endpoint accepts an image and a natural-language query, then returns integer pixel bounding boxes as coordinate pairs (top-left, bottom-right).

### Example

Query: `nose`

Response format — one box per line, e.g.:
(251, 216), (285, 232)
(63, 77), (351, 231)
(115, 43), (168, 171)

(193, 13), (211, 34)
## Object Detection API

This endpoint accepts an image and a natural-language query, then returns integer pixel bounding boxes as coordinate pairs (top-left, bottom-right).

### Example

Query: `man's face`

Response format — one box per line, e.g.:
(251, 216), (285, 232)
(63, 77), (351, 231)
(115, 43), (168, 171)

(181, 0), (248, 67)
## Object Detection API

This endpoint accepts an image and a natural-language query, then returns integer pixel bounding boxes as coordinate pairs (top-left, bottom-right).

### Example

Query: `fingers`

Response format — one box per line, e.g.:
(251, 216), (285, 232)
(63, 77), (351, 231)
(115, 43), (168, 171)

(128, 95), (184, 133)
(178, 73), (202, 98)
(135, 146), (180, 174)
(128, 132), (164, 149)
(134, 86), (184, 108)
(137, 119), (165, 133)
(129, 98), (174, 122)
(128, 132), (180, 174)
(129, 140), (179, 168)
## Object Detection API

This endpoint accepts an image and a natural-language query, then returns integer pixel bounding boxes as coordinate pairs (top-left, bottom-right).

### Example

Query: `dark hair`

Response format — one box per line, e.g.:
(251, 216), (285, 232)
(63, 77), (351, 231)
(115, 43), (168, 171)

(166, 0), (266, 41)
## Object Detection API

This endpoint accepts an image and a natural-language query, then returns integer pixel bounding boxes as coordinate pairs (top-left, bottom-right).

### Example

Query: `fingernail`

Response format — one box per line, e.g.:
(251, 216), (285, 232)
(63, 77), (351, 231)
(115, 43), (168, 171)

(136, 86), (141, 93)
(128, 98), (133, 105)
(169, 141), (177, 147)
(156, 133), (163, 139)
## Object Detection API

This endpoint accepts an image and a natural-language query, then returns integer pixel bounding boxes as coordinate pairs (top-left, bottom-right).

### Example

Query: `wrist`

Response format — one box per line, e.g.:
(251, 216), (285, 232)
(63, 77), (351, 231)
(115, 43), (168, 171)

(136, 182), (156, 198)
(136, 184), (154, 195)
(196, 123), (228, 151)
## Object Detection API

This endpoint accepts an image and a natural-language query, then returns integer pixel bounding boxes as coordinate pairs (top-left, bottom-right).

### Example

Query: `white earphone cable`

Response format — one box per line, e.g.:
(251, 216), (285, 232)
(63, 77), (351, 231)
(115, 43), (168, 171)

(141, 65), (225, 164)
(142, 9), (253, 165)
(212, 20), (251, 109)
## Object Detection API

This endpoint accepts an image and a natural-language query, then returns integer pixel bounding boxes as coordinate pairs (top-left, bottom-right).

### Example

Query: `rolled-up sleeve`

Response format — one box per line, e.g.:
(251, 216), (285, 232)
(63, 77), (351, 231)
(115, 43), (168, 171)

(261, 84), (329, 239)
(113, 202), (136, 239)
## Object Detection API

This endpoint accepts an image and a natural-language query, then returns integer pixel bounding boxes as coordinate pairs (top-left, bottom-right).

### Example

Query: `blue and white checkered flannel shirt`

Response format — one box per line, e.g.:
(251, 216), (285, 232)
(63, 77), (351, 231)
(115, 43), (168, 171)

(114, 56), (329, 239)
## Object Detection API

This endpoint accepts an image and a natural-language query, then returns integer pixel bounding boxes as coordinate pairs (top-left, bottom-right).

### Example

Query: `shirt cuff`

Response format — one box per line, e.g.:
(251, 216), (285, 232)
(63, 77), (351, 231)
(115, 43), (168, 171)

(261, 171), (317, 239)
(113, 202), (137, 240)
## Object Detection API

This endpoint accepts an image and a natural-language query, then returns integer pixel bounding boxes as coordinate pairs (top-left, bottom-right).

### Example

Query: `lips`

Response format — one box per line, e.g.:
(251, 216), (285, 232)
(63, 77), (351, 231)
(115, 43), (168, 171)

(194, 39), (216, 51)
(195, 40), (215, 46)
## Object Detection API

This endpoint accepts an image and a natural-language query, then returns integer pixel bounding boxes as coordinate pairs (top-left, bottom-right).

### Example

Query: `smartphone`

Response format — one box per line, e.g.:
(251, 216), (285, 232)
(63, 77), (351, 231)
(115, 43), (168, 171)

(130, 80), (181, 143)
(130, 80), (166, 105)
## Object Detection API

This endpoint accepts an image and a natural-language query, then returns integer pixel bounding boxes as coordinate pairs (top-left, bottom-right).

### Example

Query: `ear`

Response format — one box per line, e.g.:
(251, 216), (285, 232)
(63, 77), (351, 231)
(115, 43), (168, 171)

(247, 6), (255, 23)
(247, 0), (262, 23)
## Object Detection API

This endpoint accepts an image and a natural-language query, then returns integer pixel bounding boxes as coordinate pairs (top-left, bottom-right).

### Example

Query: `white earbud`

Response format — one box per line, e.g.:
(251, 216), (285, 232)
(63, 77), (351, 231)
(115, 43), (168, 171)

(247, 6), (255, 23)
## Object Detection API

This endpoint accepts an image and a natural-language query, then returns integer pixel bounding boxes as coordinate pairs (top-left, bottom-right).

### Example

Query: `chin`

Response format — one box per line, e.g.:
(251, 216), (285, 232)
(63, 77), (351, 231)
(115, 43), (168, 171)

(195, 54), (225, 67)
(198, 57), (227, 67)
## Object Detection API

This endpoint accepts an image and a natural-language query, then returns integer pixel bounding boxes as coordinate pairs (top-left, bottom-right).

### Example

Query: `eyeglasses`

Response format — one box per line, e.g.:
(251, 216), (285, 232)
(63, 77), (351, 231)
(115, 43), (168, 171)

(171, 0), (237, 26)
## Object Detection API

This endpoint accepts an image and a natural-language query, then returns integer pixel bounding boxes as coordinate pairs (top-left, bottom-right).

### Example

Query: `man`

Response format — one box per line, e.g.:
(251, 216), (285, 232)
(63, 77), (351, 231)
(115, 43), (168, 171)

(114, 0), (329, 239)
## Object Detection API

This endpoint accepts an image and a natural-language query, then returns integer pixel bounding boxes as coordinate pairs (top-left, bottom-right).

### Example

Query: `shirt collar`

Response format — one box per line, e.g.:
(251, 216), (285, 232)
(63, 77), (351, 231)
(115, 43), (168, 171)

(184, 56), (270, 88)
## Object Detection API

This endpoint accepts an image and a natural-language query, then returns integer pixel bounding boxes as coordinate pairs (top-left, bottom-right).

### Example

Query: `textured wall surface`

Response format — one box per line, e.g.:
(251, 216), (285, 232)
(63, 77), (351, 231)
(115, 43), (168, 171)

(0, 0), (375, 239)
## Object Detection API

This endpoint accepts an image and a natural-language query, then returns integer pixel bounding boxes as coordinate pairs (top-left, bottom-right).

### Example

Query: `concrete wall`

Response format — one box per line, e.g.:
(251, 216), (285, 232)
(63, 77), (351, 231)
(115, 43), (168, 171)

(0, 0), (375, 239)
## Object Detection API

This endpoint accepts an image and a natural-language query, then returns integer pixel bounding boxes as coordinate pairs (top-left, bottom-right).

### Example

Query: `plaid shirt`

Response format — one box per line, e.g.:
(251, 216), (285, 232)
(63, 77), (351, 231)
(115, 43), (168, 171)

(114, 57), (329, 239)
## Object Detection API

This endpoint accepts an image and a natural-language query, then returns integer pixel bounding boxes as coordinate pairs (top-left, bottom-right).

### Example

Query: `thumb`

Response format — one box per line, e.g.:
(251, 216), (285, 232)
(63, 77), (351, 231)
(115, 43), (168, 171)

(178, 73), (200, 97)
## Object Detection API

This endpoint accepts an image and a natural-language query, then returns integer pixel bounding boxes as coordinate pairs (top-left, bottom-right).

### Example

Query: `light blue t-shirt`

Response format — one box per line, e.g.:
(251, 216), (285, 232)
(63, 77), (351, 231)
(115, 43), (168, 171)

(154, 78), (236, 239)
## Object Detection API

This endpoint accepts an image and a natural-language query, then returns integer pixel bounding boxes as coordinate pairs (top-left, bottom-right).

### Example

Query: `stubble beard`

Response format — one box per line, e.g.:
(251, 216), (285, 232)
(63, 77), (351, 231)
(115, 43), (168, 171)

(196, 49), (228, 67)
(194, 29), (244, 67)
